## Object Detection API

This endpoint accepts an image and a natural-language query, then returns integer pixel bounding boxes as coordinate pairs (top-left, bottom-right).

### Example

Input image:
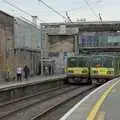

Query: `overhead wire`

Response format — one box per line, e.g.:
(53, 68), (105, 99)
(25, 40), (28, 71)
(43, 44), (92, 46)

(2, 0), (46, 22)
(84, 0), (103, 23)
(84, 0), (98, 18)
(37, 0), (68, 22)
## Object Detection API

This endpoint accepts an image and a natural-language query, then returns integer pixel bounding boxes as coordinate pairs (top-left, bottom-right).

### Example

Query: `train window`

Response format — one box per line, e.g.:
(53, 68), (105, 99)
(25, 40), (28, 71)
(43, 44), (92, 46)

(92, 57), (103, 67)
(67, 57), (78, 67)
(78, 58), (88, 67)
(103, 57), (113, 68)
(92, 56), (113, 68)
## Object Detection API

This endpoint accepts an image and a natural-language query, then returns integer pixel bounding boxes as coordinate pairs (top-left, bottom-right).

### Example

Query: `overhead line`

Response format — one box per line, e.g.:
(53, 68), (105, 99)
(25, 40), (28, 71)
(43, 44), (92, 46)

(84, 0), (103, 23)
(2, 0), (46, 22)
(84, 0), (98, 18)
(38, 0), (67, 20)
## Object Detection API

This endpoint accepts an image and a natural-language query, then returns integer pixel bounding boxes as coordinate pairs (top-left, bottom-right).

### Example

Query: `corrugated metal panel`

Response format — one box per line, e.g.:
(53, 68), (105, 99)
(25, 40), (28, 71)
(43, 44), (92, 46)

(14, 18), (41, 49)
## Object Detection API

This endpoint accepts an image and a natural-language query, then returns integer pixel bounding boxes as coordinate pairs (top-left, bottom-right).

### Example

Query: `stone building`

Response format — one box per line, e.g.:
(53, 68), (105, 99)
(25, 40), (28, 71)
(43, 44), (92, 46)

(0, 10), (14, 80)
(0, 11), (41, 80)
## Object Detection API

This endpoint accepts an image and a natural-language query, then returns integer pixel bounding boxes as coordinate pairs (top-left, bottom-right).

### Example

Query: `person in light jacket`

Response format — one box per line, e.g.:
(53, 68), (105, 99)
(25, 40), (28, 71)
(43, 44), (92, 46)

(16, 66), (23, 81)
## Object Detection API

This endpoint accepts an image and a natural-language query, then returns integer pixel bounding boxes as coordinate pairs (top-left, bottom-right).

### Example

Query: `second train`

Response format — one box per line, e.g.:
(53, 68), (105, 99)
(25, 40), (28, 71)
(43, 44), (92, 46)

(65, 54), (120, 84)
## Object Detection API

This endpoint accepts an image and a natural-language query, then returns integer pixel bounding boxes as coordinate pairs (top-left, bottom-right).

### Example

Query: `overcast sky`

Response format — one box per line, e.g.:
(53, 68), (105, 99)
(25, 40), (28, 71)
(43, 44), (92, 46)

(1, 0), (120, 23)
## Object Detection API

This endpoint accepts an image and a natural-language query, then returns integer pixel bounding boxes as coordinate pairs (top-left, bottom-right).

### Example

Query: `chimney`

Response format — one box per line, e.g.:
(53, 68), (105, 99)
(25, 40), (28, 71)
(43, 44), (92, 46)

(32, 16), (37, 25)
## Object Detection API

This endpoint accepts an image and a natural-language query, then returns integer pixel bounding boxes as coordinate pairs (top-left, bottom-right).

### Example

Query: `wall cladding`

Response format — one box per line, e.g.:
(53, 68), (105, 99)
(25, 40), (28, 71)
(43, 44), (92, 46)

(0, 11), (14, 79)
(14, 18), (41, 49)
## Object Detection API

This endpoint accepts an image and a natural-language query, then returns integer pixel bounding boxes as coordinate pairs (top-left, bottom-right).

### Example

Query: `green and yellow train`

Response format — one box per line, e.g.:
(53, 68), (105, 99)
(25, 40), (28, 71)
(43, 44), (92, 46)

(65, 55), (91, 84)
(65, 54), (120, 84)
(90, 54), (120, 84)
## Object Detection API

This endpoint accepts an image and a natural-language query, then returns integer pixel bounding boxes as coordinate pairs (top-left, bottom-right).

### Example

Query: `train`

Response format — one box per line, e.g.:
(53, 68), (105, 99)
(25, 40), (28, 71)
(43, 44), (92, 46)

(65, 54), (120, 84)
(91, 54), (120, 84)
(65, 55), (91, 84)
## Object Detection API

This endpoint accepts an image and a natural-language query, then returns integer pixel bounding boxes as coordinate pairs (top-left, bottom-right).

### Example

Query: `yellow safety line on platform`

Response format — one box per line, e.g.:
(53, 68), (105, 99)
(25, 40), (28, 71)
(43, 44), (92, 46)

(87, 80), (120, 120)
(96, 111), (105, 120)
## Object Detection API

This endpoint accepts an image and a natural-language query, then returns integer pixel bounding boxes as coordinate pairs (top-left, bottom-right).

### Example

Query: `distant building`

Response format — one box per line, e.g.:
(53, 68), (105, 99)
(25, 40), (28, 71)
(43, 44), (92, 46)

(41, 21), (120, 55)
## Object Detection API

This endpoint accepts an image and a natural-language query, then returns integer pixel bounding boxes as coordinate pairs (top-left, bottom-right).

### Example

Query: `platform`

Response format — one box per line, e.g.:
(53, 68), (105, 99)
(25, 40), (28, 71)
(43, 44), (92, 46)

(0, 74), (66, 91)
(60, 77), (120, 120)
(0, 74), (66, 104)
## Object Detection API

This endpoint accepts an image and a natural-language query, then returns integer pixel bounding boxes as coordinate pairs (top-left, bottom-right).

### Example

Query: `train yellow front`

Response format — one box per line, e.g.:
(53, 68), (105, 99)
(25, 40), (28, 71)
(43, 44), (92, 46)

(65, 56), (91, 84)
(90, 54), (120, 84)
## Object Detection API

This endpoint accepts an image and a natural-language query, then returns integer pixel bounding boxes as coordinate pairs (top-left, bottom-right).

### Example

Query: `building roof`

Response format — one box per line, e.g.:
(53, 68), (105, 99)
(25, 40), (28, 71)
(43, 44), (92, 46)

(0, 10), (13, 18)
(41, 21), (120, 26)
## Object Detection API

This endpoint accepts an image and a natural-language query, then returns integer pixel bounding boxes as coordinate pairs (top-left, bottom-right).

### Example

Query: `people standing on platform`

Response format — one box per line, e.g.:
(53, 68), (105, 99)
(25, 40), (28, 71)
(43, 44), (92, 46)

(23, 65), (30, 80)
(16, 66), (23, 81)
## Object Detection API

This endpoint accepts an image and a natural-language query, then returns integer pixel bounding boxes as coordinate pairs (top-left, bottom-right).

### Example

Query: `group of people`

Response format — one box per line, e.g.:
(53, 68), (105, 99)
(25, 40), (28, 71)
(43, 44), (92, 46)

(16, 65), (30, 81)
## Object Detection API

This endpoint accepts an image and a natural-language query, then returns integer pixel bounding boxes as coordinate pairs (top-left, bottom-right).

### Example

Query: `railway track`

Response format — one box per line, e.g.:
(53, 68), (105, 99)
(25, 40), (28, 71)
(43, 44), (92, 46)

(0, 84), (78, 120)
(34, 85), (97, 120)
(31, 85), (96, 120)
(0, 84), (97, 120)
(0, 85), (68, 108)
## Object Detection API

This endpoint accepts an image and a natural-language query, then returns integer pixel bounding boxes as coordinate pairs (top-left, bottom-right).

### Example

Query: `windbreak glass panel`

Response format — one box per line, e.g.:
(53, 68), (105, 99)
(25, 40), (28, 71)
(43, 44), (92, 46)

(92, 56), (113, 68)
(67, 57), (78, 67)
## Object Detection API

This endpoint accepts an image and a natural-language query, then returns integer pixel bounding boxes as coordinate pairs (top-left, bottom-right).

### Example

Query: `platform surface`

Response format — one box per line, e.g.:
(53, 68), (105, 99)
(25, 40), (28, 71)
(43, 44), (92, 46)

(60, 77), (120, 120)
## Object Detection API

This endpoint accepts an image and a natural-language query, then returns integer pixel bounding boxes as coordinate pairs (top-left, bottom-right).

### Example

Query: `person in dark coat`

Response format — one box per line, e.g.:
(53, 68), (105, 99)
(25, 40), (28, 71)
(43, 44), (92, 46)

(23, 65), (30, 80)
(49, 65), (51, 75)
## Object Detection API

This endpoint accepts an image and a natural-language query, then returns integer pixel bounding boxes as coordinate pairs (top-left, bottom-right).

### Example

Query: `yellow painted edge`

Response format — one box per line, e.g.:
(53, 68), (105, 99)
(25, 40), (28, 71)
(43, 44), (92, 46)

(87, 80), (120, 120)
(96, 111), (105, 120)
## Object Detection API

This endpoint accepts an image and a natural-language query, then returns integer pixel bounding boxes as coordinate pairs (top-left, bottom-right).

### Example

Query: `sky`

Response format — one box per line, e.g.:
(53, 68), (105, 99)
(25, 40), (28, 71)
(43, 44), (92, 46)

(0, 0), (120, 23)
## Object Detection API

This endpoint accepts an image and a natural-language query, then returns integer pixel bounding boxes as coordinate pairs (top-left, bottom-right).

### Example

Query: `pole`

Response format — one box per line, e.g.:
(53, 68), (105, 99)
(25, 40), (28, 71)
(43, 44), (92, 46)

(74, 35), (78, 54)
(40, 24), (44, 76)
(41, 48), (44, 75)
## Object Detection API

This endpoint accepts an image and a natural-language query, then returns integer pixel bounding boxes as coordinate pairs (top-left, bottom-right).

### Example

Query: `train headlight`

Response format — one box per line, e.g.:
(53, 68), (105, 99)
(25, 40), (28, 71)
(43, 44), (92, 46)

(68, 70), (74, 73)
(107, 71), (114, 74)
(93, 70), (98, 74)
(82, 70), (88, 73)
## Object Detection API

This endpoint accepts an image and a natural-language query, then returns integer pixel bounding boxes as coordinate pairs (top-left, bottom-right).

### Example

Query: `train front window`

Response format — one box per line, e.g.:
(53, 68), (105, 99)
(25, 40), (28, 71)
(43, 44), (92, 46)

(67, 57), (78, 67)
(92, 57), (102, 67)
(78, 58), (88, 67)
(103, 57), (113, 68)
(92, 56), (113, 68)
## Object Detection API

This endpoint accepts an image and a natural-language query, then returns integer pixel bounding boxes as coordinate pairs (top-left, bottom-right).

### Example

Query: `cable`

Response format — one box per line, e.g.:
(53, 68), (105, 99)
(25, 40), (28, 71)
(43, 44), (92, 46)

(84, 0), (104, 23)
(2, 0), (45, 22)
(37, 0), (67, 21)
(84, 0), (98, 18)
